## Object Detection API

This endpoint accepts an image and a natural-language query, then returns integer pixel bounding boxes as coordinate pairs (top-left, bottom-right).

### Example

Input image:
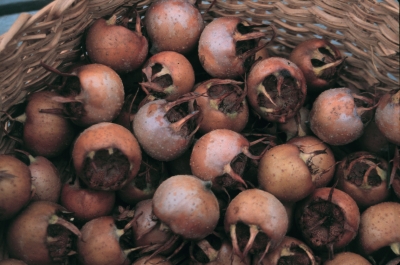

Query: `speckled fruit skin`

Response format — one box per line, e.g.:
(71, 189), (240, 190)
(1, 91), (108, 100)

(142, 51), (195, 101)
(68, 64), (125, 127)
(193, 79), (249, 134)
(190, 129), (249, 183)
(358, 202), (400, 255)
(198, 17), (245, 79)
(224, 189), (289, 252)
(152, 175), (219, 240)
(6, 201), (71, 265)
(0, 154), (32, 221)
(258, 144), (315, 203)
(255, 236), (317, 265)
(287, 135), (336, 188)
(85, 18), (148, 73)
(77, 216), (131, 265)
(309, 87), (364, 146)
(144, 0), (203, 54)
(246, 57), (307, 123)
(289, 38), (343, 93)
(23, 91), (75, 158)
(133, 99), (195, 162)
(374, 90), (400, 145)
(72, 122), (142, 191)
(296, 188), (360, 250)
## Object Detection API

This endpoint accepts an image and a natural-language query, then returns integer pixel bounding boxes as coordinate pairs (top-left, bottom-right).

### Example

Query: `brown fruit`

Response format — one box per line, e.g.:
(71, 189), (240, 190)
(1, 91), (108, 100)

(0, 155), (32, 220)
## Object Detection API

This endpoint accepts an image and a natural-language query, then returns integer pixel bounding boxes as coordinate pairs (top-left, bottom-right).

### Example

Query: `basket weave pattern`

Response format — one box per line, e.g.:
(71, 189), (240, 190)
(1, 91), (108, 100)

(0, 0), (399, 259)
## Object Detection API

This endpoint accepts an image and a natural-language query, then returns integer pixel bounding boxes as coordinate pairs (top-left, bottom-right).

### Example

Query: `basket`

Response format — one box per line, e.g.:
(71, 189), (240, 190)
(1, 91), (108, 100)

(0, 0), (399, 261)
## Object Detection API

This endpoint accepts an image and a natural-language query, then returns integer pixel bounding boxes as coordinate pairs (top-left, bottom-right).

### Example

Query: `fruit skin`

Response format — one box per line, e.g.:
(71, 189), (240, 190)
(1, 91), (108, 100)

(72, 122), (142, 191)
(323, 252), (371, 265)
(287, 135), (335, 188)
(60, 177), (115, 222)
(224, 189), (289, 256)
(152, 175), (220, 240)
(289, 38), (343, 93)
(85, 17), (148, 73)
(23, 90), (75, 158)
(28, 155), (61, 203)
(193, 79), (249, 134)
(246, 57), (307, 123)
(198, 16), (264, 79)
(296, 188), (360, 250)
(0, 155), (32, 221)
(258, 144), (315, 203)
(67, 64), (125, 127)
(77, 216), (130, 265)
(141, 51), (195, 101)
(0, 259), (28, 265)
(6, 201), (76, 265)
(133, 99), (195, 162)
(144, 0), (204, 54)
(374, 90), (400, 145)
(358, 201), (400, 255)
(309, 87), (364, 145)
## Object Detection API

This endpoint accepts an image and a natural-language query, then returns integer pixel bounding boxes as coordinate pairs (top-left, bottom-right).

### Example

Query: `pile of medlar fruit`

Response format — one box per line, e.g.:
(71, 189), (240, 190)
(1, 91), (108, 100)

(1, 1), (399, 265)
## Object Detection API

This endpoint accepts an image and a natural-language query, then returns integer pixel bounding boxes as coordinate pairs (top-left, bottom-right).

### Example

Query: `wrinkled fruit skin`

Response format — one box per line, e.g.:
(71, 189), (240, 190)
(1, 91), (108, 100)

(246, 57), (307, 123)
(85, 18), (148, 73)
(309, 87), (364, 145)
(145, 0), (203, 54)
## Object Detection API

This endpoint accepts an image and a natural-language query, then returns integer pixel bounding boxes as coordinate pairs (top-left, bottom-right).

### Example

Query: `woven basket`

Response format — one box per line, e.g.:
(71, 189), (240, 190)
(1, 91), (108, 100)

(0, 0), (399, 261)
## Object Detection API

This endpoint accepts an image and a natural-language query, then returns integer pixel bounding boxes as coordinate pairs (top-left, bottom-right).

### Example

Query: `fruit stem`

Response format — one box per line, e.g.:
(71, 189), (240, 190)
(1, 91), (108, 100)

(164, 92), (204, 112)
(230, 224), (241, 259)
(134, 10), (142, 36)
(390, 242), (400, 255)
(242, 224), (259, 258)
(223, 163), (247, 188)
(195, 239), (219, 262)
(14, 149), (37, 164)
(257, 240), (271, 264)
(242, 146), (262, 160)
(313, 57), (347, 77)
(169, 110), (199, 133)
(106, 14), (117, 26)
(123, 245), (150, 256)
(48, 215), (82, 238)
(40, 61), (76, 77)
